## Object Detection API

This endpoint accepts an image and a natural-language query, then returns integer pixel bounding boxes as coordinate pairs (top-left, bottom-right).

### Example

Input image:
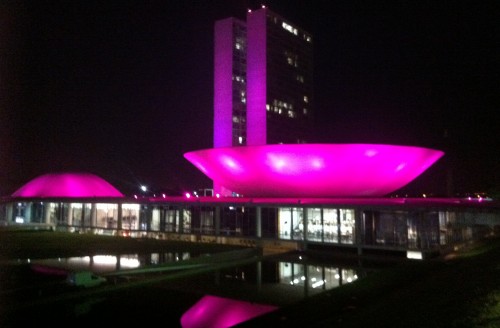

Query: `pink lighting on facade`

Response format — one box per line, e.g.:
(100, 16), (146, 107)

(184, 144), (444, 197)
(213, 18), (236, 149)
(246, 8), (268, 145)
(180, 295), (277, 328)
(12, 172), (124, 198)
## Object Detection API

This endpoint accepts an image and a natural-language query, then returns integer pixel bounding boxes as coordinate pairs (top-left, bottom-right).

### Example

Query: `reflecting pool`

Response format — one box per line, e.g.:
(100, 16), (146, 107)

(0, 251), (374, 326)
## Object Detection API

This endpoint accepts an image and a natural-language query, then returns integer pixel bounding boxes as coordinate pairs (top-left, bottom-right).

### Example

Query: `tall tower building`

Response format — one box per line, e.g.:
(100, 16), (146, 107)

(213, 6), (314, 194)
(214, 17), (248, 148)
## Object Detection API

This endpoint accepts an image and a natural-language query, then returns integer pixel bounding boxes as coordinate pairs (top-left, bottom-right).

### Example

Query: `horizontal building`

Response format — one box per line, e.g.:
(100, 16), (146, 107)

(1, 173), (499, 260)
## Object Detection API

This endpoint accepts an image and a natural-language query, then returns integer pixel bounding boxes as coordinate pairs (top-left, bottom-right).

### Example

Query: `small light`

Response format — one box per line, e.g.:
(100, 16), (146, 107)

(185, 193), (191, 198)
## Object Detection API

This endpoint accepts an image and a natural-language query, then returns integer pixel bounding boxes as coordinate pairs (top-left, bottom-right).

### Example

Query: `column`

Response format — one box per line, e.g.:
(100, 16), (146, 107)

(303, 207), (308, 251)
(179, 208), (184, 234)
(256, 206), (262, 238)
(91, 203), (97, 229)
(215, 206), (221, 236)
(117, 203), (123, 231)
(355, 209), (363, 256)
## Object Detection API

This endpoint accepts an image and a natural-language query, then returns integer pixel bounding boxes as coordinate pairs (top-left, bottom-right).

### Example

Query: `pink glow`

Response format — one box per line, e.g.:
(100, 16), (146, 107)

(12, 172), (124, 198)
(31, 264), (70, 276)
(213, 18), (236, 148)
(180, 295), (278, 328)
(246, 8), (268, 145)
(184, 144), (444, 197)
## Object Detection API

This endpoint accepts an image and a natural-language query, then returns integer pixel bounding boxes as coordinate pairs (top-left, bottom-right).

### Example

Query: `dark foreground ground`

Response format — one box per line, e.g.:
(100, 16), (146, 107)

(1, 230), (499, 327)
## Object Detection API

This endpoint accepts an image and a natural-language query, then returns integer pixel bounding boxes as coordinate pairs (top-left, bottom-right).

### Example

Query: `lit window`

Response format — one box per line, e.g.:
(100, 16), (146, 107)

(235, 43), (241, 50)
(282, 22), (298, 35)
(233, 75), (245, 83)
(303, 108), (308, 115)
(238, 136), (243, 144)
(266, 104), (270, 111)
(304, 96), (308, 103)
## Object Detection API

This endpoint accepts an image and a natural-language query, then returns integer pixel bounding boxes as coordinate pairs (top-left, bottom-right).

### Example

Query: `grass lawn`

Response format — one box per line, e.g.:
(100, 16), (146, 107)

(0, 229), (246, 261)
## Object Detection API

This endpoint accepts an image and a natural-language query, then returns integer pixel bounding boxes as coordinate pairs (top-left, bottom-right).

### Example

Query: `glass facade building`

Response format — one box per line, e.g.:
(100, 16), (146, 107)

(2, 196), (498, 260)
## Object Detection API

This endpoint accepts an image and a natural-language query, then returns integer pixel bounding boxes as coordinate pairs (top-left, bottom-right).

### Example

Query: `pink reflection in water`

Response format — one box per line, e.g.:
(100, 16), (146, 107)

(184, 144), (444, 197)
(12, 172), (124, 198)
(180, 295), (278, 328)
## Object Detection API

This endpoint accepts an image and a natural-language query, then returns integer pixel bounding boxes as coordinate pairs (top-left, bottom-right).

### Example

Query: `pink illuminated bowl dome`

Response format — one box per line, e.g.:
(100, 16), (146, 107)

(184, 144), (444, 197)
(12, 172), (124, 198)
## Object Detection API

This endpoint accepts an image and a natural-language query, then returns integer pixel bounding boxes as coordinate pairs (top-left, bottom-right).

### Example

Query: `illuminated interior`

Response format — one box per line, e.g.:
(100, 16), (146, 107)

(11, 172), (124, 198)
(184, 144), (444, 197)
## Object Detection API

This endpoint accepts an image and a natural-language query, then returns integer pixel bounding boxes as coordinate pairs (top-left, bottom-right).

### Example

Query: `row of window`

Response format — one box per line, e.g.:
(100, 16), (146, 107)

(266, 99), (309, 118)
(269, 13), (312, 43)
(5, 201), (492, 250)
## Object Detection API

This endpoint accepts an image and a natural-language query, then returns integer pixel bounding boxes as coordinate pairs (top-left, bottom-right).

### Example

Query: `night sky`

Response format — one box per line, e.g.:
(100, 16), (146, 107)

(1, 0), (498, 197)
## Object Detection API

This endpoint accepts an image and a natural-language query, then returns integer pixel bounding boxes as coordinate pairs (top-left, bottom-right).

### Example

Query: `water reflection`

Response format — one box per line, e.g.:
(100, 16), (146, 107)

(29, 251), (194, 274)
(283, 262), (359, 288)
(27, 251), (367, 305)
(2, 251), (371, 326)
(193, 256), (366, 306)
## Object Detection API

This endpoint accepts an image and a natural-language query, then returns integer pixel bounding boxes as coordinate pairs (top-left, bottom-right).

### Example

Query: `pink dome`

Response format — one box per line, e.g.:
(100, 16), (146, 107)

(184, 144), (444, 197)
(12, 172), (124, 198)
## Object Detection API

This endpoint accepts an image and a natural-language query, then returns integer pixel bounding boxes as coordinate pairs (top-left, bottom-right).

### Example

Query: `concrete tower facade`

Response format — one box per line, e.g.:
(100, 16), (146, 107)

(213, 6), (314, 195)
